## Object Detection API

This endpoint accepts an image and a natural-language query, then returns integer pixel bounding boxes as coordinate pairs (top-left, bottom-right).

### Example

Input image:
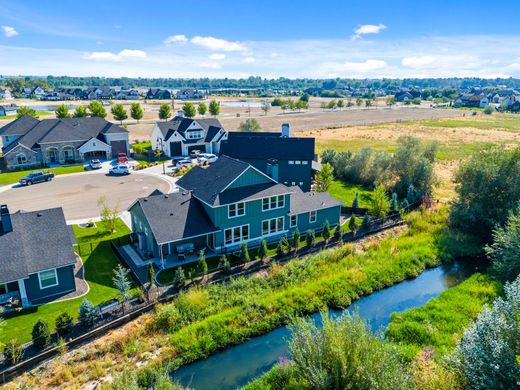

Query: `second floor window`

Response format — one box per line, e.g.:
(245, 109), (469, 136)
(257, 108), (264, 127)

(262, 195), (285, 211)
(228, 202), (245, 218)
(309, 210), (317, 223)
(186, 131), (203, 139)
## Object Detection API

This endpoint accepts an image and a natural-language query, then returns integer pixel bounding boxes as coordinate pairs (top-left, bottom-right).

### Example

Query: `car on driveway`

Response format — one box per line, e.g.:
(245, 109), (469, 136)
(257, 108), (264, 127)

(189, 150), (202, 158)
(175, 159), (195, 169)
(89, 159), (102, 169)
(109, 164), (131, 175)
(117, 153), (129, 164)
(19, 171), (54, 186)
(197, 153), (218, 164)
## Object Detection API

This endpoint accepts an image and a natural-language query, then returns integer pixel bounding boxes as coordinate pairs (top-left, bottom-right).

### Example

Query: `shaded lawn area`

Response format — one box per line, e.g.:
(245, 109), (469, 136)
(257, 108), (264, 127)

(328, 179), (373, 208)
(0, 164), (86, 186)
(0, 219), (133, 345)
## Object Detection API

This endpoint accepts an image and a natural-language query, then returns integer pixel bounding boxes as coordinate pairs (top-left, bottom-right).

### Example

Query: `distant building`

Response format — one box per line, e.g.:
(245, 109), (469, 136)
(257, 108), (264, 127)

(176, 89), (205, 100)
(0, 89), (13, 100)
(0, 104), (19, 117)
(146, 88), (172, 100)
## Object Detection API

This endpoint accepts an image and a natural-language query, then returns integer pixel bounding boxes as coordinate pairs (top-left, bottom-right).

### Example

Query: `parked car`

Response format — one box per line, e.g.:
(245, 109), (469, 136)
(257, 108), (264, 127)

(89, 159), (102, 169)
(175, 159), (195, 169)
(171, 156), (186, 165)
(197, 153), (218, 164)
(117, 153), (129, 164)
(19, 171), (54, 186)
(189, 150), (202, 158)
(109, 164), (131, 175)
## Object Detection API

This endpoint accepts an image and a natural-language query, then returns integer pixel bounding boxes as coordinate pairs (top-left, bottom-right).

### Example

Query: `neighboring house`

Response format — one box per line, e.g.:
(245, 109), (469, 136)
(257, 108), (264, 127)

(20, 86), (46, 99)
(0, 115), (129, 169)
(176, 89), (205, 100)
(0, 205), (77, 308)
(395, 91), (413, 102)
(146, 88), (172, 100)
(0, 89), (13, 100)
(0, 104), (19, 117)
(80, 87), (114, 100)
(115, 89), (141, 100)
(151, 112), (227, 156)
(220, 124), (317, 191)
(128, 156), (342, 264)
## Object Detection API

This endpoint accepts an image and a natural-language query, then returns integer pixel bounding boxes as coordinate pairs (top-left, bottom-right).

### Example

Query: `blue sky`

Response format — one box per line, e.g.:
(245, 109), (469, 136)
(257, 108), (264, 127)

(1, 0), (520, 78)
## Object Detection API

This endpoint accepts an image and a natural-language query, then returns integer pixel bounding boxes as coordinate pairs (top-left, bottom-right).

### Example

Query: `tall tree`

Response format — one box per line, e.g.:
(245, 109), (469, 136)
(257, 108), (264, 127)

(16, 106), (38, 118)
(147, 263), (155, 302)
(197, 102), (207, 116)
(111, 104), (128, 124)
(337, 99), (344, 110)
(158, 103), (172, 121)
(97, 195), (119, 233)
(370, 185), (391, 218)
(208, 100), (220, 116)
(72, 105), (88, 118)
(113, 264), (132, 314)
(261, 102), (270, 115)
(198, 250), (208, 279)
(87, 101), (107, 118)
(238, 118), (261, 131)
(182, 102), (196, 118)
(314, 163), (333, 192)
(55, 104), (70, 118)
(130, 102), (143, 123)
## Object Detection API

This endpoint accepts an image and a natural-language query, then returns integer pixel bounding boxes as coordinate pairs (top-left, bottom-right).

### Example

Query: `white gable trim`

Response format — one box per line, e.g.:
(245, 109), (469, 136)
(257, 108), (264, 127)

(3, 143), (35, 156)
(221, 165), (277, 193)
(78, 137), (111, 153)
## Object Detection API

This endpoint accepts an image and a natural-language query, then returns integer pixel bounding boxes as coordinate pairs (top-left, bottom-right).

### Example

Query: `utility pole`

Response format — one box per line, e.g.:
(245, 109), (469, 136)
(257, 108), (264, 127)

(156, 137), (166, 174)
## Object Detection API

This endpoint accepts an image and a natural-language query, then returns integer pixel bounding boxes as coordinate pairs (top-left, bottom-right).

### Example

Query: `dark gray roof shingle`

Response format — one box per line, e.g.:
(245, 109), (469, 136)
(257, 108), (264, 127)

(0, 207), (77, 284)
(289, 188), (343, 215)
(216, 182), (290, 205)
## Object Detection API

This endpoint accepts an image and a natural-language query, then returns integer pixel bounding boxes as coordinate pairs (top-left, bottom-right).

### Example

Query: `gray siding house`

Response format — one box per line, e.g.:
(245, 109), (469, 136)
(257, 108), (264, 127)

(0, 115), (129, 170)
(0, 205), (77, 307)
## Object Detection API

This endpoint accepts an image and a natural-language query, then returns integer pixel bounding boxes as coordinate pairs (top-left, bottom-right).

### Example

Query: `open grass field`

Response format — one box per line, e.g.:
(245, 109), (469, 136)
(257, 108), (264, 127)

(0, 219), (132, 345)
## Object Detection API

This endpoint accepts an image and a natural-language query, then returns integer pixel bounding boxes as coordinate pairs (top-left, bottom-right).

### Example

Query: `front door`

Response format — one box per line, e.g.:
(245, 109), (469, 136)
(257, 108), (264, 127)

(48, 149), (58, 163)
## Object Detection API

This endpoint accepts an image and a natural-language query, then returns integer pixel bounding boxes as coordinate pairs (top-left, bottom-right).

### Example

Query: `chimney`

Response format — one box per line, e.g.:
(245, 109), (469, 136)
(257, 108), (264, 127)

(0, 204), (12, 234)
(177, 110), (184, 118)
(281, 123), (292, 138)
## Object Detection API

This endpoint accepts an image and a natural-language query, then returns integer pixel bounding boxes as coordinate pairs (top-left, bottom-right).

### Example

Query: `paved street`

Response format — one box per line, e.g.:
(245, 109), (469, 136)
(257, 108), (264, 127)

(0, 171), (173, 221)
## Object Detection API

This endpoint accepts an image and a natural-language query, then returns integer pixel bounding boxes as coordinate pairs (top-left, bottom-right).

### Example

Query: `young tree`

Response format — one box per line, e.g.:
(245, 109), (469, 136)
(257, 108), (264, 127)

(113, 264), (132, 314)
(197, 102), (207, 116)
(182, 102), (196, 118)
(111, 104), (128, 124)
(259, 239), (268, 261)
(351, 192), (359, 209)
(79, 299), (98, 326)
(292, 228), (301, 251)
(385, 96), (396, 107)
(334, 225), (343, 241)
(3, 340), (24, 364)
(87, 101), (107, 118)
(158, 103), (172, 121)
(130, 102), (144, 123)
(483, 105), (494, 115)
(348, 214), (357, 232)
(238, 118), (262, 132)
(198, 250), (208, 278)
(401, 198), (410, 210)
(406, 184), (416, 205)
(32, 319), (51, 349)
(208, 100), (220, 116)
(320, 102), (327, 111)
(361, 213), (371, 230)
(147, 263), (155, 302)
(295, 100), (308, 112)
(173, 267), (185, 288)
(356, 97), (363, 107)
(55, 312), (73, 336)
(16, 106), (38, 118)
(327, 99), (337, 110)
(321, 221), (330, 242)
(73, 105), (88, 118)
(239, 241), (250, 263)
(97, 195), (119, 233)
(365, 99), (373, 108)
(276, 239), (286, 258)
(336, 99), (344, 110)
(218, 255), (231, 274)
(306, 230), (315, 247)
(55, 104), (70, 118)
(261, 102), (270, 115)
(485, 206), (520, 282)
(314, 163), (333, 192)
(320, 149), (337, 165)
(299, 92), (310, 102)
(390, 192), (399, 213)
(370, 185), (391, 218)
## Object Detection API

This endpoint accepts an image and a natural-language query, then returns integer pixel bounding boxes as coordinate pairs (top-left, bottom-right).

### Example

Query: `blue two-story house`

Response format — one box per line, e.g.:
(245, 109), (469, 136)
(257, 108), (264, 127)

(128, 156), (342, 265)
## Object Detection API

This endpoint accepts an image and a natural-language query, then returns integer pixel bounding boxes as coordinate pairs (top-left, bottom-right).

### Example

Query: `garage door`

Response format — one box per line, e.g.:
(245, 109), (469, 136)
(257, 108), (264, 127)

(170, 141), (182, 156)
(84, 151), (107, 160)
(111, 140), (127, 156)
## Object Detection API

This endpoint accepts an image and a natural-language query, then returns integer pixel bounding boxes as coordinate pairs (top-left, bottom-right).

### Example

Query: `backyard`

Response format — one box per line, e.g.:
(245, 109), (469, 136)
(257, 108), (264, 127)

(0, 219), (132, 345)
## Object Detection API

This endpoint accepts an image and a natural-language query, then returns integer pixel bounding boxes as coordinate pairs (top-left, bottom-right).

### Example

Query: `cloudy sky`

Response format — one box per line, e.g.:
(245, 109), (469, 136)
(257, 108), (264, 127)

(1, 0), (520, 79)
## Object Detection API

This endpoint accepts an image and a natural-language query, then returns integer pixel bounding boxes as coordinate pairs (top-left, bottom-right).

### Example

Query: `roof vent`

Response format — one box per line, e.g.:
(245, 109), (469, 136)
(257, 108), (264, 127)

(164, 195), (169, 198)
(143, 198), (148, 202)
(0, 204), (12, 234)
(170, 212), (174, 216)
(36, 213), (42, 217)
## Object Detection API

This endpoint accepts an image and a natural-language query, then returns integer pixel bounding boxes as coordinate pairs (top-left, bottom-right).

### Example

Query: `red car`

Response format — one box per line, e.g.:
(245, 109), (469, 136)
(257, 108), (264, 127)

(117, 153), (128, 164)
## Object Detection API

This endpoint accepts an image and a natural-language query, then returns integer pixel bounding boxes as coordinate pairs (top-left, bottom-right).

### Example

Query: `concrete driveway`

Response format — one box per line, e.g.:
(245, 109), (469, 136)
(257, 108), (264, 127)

(0, 171), (173, 221)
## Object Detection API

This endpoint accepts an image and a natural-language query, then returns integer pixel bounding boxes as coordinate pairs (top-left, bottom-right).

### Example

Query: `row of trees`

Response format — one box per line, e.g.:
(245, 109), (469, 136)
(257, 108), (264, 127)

(271, 97), (309, 112)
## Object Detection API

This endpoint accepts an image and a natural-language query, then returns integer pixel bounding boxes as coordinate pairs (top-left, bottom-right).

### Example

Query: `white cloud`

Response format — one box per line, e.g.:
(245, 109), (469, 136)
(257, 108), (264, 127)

(353, 24), (386, 39)
(191, 36), (247, 52)
(84, 49), (146, 62)
(199, 62), (222, 69)
(209, 53), (226, 60)
(243, 56), (256, 63)
(1, 26), (18, 38)
(164, 34), (188, 44)
(342, 59), (387, 72)
(402, 55), (437, 68)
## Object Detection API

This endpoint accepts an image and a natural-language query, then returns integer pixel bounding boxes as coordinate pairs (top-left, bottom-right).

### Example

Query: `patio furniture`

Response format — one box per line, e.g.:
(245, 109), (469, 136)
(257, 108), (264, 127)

(176, 243), (195, 254)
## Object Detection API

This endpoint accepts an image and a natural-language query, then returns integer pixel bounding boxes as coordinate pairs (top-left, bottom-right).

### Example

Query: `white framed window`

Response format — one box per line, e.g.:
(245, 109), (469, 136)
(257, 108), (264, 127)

(38, 269), (58, 289)
(4, 136), (9, 143)
(16, 153), (27, 164)
(292, 182), (296, 186)
(290, 215), (297, 227)
(295, 160), (301, 165)
(309, 210), (317, 223)
(288, 160), (294, 165)
(262, 217), (285, 236)
(262, 195), (285, 211)
(228, 202), (245, 218)
(187, 131), (203, 139)
(302, 161), (308, 165)
(224, 224), (249, 245)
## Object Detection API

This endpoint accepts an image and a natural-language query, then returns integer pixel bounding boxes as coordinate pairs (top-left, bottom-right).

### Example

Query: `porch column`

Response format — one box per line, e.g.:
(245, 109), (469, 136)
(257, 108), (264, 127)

(17, 279), (29, 307)
(160, 244), (165, 269)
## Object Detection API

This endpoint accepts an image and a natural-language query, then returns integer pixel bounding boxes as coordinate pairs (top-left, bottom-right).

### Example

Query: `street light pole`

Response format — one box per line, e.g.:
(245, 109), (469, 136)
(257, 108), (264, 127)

(157, 137), (166, 174)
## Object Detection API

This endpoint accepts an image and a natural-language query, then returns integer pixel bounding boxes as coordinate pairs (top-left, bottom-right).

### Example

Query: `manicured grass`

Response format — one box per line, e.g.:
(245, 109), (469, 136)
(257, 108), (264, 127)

(0, 111), (53, 120)
(386, 273), (501, 360)
(0, 164), (86, 186)
(130, 141), (152, 154)
(327, 179), (373, 207)
(0, 219), (132, 345)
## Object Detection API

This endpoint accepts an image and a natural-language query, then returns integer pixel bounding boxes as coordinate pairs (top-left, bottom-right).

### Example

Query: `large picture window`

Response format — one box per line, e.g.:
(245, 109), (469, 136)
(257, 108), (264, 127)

(38, 269), (58, 289)
(224, 225), (249, 245)
(262, 195), (285, 211)
(16, 153), (27, 164)
(262, 217), (285, 236)
(228, 202), (245, 218)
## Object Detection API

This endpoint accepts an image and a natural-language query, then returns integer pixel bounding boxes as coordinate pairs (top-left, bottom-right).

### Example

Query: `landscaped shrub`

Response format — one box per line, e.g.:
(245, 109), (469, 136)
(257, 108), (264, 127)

(370, 185), (391, 218)
(352, 191), (359, 209)
(173, 267), (185, 288)
(322, 220), (331, 241)
(348, 214), (357, 231)
(361, 213), (371, 230)
(334, 225), (343, 240)
(32, 318), (51, 349)
(391, 192), (399, 212)
(305, 230), (315, 247)
(239, 242), (250, 263)
(79, 298), (98, 326)
(406, 184), (416, 205)
(198, 250), (208, 277)
(3, 339), (24, 364)
(218, 255), (231, 274)
(55, 312), (73, 336)
(258, 239), (268, 261)
(292, 228), (301, 250)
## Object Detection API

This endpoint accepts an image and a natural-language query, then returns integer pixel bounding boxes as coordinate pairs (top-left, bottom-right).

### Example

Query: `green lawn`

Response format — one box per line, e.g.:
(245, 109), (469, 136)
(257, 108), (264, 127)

(130, 141), (152, 154)
(328, 179), (373, 208)
(0, 165), (86, 186)
(0, 111), (53, 120)
(417, 115), (520, 132)
(0, 219), (132, 345)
